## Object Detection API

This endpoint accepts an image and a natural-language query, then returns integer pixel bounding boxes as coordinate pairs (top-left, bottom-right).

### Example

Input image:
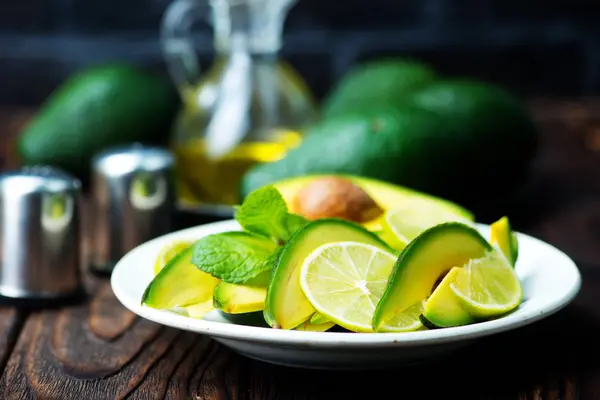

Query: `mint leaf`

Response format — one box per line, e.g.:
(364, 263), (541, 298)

(235, 186), (306, 243)
(191, 231), (277, 285)
(283, 213), (310, 238)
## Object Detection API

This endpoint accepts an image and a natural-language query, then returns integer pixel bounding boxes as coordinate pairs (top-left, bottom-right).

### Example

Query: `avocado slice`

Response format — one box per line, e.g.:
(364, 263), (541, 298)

(309, 312), (330, 325)
(422, 267), (475, 328)
(142, 246), (221, 309)
(263, 218), (394, 329)
(213, 282), (267, 314)
(186, 299), (215, 319)
(294, 320), (336, 332)
(272, 174), (473, 232)
(490, 216), (519, 267)
(373, 222), (491, 332)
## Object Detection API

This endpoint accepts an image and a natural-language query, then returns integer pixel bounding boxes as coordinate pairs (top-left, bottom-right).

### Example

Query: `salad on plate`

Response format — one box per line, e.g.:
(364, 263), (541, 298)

(140, 175), (522, 334)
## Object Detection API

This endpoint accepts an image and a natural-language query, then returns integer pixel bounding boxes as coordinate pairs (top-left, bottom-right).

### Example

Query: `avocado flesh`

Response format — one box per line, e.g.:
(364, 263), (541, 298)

(490, 216), (518, 266)
(373, 222), (490, 331)
(310, 312), (330, 325)
(142, 247), (221, 309)
(272, 174), (473, 232)
(213, 282), (267, 314)
(422, 267), (475, 328)
(263, 218), (394, 330)
(186, 299), (215, 319)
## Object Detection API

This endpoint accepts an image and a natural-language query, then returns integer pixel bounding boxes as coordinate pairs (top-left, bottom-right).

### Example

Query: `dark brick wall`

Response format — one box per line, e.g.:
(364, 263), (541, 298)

(0, 0), (599, 105)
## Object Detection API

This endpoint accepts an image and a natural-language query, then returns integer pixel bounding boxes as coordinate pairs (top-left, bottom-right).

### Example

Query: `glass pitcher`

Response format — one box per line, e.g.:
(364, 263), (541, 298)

(161, 0), (318, 211)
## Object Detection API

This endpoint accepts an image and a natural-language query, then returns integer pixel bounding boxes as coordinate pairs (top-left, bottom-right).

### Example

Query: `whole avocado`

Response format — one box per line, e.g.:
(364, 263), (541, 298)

(321, 59), (436, 119)
(242, 105), (467, 198)
(241, 79), (539, 207)
(405, 79), (539, 200)
(16, 64), (180, 181)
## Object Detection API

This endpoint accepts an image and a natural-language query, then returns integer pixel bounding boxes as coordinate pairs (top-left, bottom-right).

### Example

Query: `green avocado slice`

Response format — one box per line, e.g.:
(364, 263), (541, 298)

(373, 222), (490, 332)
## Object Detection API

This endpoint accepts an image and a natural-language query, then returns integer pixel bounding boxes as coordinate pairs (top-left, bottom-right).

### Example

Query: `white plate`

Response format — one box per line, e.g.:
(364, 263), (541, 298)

(111, 220), (581, 370)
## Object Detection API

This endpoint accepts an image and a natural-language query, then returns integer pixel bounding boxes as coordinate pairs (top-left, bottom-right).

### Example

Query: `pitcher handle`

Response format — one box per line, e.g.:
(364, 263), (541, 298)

(160, 0), (207, 89)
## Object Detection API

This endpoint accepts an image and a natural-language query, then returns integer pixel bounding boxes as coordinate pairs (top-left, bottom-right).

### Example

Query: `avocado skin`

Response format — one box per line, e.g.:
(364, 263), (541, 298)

(406, 79), (539, 200)
(321, 58), (437, 118)
(16, 64), (180, 184)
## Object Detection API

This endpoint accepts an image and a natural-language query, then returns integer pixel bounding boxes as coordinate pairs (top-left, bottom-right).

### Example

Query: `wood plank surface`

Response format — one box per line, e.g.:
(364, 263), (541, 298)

(0, 101), (599, 399)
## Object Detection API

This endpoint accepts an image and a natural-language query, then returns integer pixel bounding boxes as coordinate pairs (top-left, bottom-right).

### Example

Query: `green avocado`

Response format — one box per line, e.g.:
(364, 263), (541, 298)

(213, 282), (267, 314)
(372, 222), (490, 332)
(263, 218), (394, 330)
(242, 105), (458, 198)
(321, 58), (436, 118)
(405, 79), (539, 203)
(294, 320), (336, 332)
(16, 64), (179, 181)
(421, 267), (475, 328)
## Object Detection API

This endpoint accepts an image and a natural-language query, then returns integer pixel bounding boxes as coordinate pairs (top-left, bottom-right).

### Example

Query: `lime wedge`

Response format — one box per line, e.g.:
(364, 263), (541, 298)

(450, 250), (523, 318)
(154, 240), (193, 275)
(299, 241), (397, 333)
(490, 216), (519, 266)
(380, 200), (473, 250)
(376, 300), (424, 332)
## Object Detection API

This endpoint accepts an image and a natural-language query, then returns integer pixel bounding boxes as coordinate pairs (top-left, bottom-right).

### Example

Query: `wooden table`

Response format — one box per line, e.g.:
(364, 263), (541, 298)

(1, 100), (600, 399)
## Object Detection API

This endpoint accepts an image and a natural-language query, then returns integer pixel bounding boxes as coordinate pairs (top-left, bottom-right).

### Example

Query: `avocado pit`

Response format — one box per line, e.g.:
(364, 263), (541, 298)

(292, 176), (384, 223)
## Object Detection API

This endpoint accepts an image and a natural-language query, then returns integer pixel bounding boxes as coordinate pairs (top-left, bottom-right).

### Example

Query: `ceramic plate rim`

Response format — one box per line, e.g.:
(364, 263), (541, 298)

(111, 219), (581, 348)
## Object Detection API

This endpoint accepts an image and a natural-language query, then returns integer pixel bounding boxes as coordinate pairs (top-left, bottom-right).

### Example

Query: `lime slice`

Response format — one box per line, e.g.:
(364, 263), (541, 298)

(299, 241), (397, 332)
(154, 240), (193, 275)
(450, 251), (523, 319)
(381, 200), (473, 250)
(376, 300), (424, 332)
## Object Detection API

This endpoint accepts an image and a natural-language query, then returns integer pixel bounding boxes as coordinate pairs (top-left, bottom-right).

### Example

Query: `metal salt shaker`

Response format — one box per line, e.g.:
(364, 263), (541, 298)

(90, 144), (175, 273)
(0, 166), (83, 301)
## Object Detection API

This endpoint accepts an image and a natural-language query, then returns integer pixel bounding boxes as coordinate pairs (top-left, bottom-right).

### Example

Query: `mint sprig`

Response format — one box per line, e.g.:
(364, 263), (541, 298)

(191, 231), (276, 285)
(191, 186), (309, 286)
(234, 186), (308, 244)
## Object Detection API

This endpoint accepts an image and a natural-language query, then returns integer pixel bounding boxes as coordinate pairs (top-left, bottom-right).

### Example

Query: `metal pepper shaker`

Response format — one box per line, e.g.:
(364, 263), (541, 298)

(90, 144), (175, 273)
(0, 166), (83, 301)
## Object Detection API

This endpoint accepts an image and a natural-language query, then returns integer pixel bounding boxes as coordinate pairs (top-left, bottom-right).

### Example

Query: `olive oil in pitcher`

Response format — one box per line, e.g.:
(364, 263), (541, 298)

(161, 0), (318, 209)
